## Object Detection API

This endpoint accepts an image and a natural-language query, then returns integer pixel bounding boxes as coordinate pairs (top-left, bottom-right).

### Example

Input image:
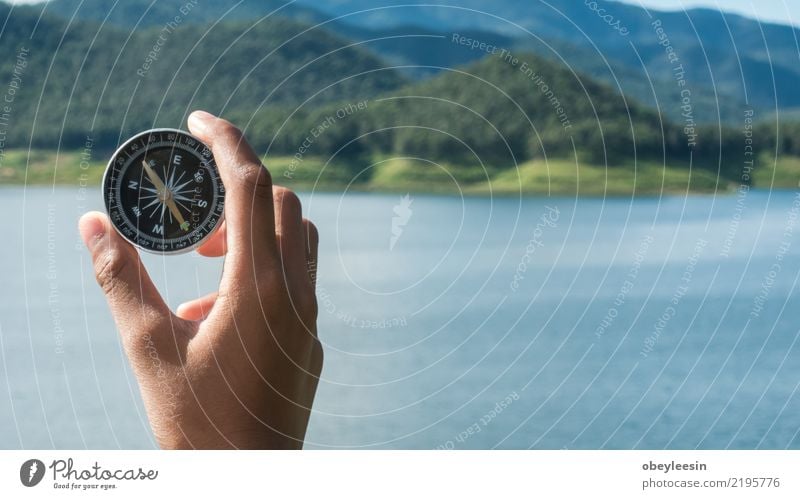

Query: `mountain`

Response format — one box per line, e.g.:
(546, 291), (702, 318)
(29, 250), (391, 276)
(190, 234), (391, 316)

(294, 0), (800, 113)
(0, 3), (406, 149)
(38, 0), (775, 124)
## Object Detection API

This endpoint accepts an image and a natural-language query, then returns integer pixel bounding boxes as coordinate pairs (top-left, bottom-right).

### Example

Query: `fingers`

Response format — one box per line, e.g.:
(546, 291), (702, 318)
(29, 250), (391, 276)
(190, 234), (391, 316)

(195, 179), (318, 290)
(177, 292), (219, 321)
(79, 212), (180, 352)
(187, 110), (276, 278)
(197, 220), (227, 257)
(273, 186), (307, 282)
(303, 219), (319, 289)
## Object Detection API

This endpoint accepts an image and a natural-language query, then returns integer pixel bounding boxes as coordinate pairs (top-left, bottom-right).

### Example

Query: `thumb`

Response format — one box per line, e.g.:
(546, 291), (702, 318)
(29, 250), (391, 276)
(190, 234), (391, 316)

(79, 212), (182, 357)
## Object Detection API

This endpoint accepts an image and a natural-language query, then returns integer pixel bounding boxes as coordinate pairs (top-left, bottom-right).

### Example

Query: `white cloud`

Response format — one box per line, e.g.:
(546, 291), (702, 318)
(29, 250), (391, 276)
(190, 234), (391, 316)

(616, 0), (799, 27)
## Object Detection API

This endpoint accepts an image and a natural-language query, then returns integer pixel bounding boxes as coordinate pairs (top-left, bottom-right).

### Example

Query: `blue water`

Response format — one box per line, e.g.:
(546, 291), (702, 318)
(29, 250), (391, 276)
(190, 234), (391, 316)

(1, 186), (799, 449)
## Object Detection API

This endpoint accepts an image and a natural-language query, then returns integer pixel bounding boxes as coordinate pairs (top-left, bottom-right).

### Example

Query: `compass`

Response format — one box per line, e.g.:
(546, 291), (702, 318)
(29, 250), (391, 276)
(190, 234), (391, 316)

(103, 128), (225, 254)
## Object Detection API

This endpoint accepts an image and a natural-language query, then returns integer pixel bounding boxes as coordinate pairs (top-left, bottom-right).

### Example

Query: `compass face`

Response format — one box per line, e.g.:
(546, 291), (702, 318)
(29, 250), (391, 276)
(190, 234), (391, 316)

(103, 129), (225, 254)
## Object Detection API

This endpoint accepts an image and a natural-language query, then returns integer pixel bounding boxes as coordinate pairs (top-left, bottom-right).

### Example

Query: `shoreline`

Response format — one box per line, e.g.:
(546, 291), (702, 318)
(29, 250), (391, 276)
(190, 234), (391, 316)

(2, 182), (775, 199)
(2, 149), (796, 197)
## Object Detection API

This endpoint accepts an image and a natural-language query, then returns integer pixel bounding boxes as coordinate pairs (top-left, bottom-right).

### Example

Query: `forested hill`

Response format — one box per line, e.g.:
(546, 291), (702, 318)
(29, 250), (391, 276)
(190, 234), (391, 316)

(0, 3), (406, 150)
(243, 52), (683, 167)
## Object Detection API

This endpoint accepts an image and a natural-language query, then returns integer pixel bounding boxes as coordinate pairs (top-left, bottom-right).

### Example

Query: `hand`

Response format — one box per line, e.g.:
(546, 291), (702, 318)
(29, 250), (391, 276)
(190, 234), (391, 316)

(79, 111), (322, 449)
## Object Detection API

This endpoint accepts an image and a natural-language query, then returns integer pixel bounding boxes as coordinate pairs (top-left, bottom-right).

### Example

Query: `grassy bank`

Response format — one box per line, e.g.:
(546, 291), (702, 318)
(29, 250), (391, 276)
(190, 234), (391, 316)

(0, 149), (107, 185)
(752, 153), (800, 189)
(0, 149), (785, 196)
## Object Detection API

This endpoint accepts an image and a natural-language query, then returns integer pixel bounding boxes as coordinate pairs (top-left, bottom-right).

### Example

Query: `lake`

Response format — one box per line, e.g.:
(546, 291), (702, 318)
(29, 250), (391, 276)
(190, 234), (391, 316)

(1, 185), (799, 449)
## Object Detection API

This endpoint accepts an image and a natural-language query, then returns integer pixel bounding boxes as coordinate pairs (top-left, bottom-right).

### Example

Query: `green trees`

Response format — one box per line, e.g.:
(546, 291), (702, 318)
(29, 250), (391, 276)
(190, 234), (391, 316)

(248, 53), (683, 168)
(0, 6), (406, 150)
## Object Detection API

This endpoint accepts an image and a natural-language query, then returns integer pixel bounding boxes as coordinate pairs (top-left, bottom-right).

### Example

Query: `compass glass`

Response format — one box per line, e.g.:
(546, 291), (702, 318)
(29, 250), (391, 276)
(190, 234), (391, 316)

(103, 129), (225, 254)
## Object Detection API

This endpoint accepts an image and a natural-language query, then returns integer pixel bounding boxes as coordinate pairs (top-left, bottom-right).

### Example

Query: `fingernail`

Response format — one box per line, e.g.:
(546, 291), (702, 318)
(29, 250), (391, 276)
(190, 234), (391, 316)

(188, 110), (216, 132)
(78, 213), (106, 250)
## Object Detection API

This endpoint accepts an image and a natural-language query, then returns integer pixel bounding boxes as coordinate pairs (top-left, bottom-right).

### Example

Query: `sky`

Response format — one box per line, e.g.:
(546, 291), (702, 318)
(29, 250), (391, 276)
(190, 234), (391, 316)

(4, 0), (800, 27)
(616, 0), (799, 26)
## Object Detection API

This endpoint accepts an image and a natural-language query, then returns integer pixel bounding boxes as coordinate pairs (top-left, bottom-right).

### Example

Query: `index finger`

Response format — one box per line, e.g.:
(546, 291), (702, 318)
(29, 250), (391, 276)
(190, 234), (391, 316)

(188, 111), (277, 279)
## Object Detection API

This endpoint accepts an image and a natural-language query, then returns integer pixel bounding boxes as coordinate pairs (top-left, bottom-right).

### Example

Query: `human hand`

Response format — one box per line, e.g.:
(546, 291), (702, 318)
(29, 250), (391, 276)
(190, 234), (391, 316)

(79, 111), (322, 449)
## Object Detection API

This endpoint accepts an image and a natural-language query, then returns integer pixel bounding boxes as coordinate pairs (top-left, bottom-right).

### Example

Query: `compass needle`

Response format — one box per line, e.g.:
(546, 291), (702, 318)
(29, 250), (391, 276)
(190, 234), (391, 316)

(142, 158), (189, 231)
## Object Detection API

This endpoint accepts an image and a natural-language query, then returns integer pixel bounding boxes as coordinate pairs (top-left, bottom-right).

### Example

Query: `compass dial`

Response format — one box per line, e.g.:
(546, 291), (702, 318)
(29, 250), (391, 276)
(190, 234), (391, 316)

(103, 129), (225, 254)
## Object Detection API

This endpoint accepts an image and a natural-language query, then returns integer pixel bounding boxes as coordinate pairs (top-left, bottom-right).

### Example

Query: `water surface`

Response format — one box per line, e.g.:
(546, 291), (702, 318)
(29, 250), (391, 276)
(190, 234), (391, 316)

(1, 186), (799, 449)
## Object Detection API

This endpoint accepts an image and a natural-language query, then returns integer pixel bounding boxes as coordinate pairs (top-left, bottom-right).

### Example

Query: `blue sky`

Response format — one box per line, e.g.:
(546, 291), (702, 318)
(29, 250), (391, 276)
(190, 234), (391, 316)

(5, 0), (800, 27)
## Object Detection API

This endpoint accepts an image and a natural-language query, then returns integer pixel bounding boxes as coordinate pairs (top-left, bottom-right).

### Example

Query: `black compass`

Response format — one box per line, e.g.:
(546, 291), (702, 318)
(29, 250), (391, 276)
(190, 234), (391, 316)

(103, 129), (225, 254)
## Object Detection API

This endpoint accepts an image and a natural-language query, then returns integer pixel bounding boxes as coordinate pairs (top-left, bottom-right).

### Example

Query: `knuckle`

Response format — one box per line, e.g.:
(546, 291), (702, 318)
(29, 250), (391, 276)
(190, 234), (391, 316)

(254, 262), (282, 288)
(315, 339), (323, 358)
(273, 186), (301, 212)
(310, 339), (324, 369)
(94, 247), (130, 295)
(217, 119), (245, 144)
(236, 162), (273, 201)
